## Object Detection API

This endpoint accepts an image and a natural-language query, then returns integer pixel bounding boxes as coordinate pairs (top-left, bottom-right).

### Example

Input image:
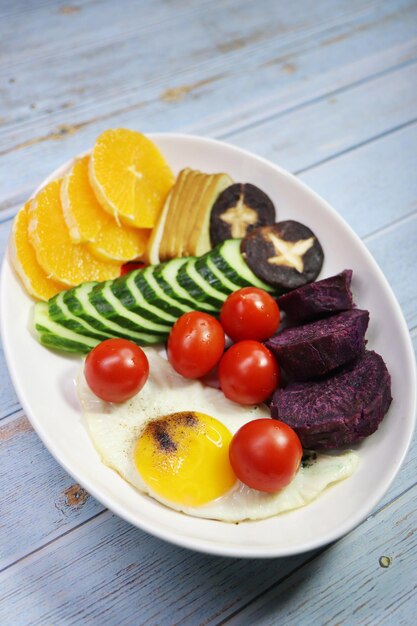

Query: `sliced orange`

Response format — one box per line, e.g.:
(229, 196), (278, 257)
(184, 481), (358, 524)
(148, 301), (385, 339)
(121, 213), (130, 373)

(61, 155), (150, 262)
(89, 129), (174, 228)
(28, 179), (121, 286)
(10, 202), (67, 301)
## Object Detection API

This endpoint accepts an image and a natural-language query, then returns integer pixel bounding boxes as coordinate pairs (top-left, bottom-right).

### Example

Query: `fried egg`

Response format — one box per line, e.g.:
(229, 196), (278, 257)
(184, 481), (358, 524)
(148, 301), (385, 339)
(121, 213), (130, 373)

(77, 348), (358, 522)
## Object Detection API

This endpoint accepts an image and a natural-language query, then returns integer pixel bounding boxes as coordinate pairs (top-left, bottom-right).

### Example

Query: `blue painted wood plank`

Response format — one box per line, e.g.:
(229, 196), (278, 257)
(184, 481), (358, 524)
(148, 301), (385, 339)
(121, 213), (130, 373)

(3, 0), (416, 143)
(0, 0), (227, 67)
(0, 508), (313, 625)
(0, 0), (384, 119)
(225, 487), (417, 626)
(0, 220), (20, 419)
(0, 415), (104, 571)
(0, 2), (416, 623)
(365, 216), (417, 330)
(0, 479), (415, 625)
(224, 60), (417, 179)
(299, 121), (417, 240)
(1, 0), (417, 204)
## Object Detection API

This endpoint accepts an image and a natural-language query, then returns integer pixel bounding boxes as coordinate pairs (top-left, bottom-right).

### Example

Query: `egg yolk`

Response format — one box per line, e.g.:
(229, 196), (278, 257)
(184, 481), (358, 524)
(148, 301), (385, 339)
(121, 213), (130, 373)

(134, 411), (237, 506)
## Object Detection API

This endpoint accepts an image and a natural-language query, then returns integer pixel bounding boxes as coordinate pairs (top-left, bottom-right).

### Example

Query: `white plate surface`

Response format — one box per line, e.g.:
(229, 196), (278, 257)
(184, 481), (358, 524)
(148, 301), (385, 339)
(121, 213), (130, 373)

(1, 133), (416, 558)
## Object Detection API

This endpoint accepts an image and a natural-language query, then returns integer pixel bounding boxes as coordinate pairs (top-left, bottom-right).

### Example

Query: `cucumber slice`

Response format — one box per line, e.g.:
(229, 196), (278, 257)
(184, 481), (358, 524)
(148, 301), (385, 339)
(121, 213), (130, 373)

(63, 282), (161, 344)
(34, 303), (99, 353)
(90, 280), (170, 335)
(35, 238), (279, 354)
(153, 257), (217, 313)
(195, 253), (242, 295)
(132, 266), (189, 319)
(125, 270), (177, 322)
(211, 239), (274, 291)
(177, 258), (226, 308)
(98, 269), (180, 325)
(49, 290), (116, 340)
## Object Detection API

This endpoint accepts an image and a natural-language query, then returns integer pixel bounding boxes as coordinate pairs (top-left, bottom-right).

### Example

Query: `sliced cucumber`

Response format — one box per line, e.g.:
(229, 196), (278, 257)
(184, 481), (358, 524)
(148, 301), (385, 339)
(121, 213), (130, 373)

(211, 239), (274, 291)
(126, 269), (179, 322)
(34, 238), (279, 354)
(63, 282), (161, 344)
(132, 266), (190, 319)
(48, 290), (116, 341)
(195, 253), (242, 295)
(90, 280), (170, 335)
(177, 258), (226, 308)
(153, 257), (217, 313)
(34, 303), (99, 353)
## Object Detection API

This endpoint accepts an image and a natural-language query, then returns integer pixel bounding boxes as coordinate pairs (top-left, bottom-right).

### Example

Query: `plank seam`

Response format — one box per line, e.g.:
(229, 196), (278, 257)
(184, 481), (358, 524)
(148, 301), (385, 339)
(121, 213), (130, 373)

(0, 407), (25, 424)
(294, 117), (417, 176)
(1, 0), (384, 75)
(215, 545), (329, 625)
(218, 56), (417, 143)
(0, 0), (410, 145)
(217, 483), (417, 624)
(362, 208), (417, 243)
(1, 470), (415, 583)
(0, 509), (108, 576)
(1, 56), (417, 212)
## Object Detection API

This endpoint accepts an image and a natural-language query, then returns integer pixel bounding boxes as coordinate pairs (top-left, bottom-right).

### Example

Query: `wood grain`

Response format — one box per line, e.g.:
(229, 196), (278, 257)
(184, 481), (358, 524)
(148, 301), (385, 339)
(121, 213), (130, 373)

(1, 0), (417, 204)
(224, 487), (417, 626)
(0, 482), (415, 625)
(0, 0), (416, 623)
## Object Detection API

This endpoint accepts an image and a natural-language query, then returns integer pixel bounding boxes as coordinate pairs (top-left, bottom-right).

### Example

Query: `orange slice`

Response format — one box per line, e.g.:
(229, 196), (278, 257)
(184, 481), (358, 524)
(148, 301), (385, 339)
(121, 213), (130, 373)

(61, 155), (150, 262)
(10, 202), (67, 301)
(28, 179), (121, 286)
(89, 129), (174, 228)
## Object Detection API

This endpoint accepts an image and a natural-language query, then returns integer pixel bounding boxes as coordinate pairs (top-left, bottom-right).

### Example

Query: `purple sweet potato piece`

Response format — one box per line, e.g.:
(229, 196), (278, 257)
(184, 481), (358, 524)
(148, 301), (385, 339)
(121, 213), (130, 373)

(277, 270), (354, 323)
(265, 309), (369, 380)
(270, 350), (392, 449)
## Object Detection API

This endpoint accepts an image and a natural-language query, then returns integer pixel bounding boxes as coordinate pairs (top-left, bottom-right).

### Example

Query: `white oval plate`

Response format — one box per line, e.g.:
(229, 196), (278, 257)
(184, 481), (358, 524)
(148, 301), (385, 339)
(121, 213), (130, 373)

(1, 134), (416, 558)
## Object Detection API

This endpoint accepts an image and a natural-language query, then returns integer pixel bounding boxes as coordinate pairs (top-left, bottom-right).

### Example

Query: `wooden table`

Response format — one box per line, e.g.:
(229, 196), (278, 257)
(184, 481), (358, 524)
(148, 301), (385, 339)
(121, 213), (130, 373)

(1, 1), (416, 623)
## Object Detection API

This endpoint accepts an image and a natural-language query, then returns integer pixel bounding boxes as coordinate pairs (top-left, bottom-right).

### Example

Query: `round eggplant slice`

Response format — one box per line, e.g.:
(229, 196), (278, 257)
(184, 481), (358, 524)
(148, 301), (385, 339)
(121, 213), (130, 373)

(209, 183), (275, 246)
(241, 220), (324, 290)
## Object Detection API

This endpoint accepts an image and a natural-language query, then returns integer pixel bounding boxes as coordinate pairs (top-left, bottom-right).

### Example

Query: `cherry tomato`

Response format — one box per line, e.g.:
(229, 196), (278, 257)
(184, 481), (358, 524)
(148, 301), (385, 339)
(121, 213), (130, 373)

(229, 419), (302, 492)
(167, 312), (225, 378)
(218, 340), (280, 405)
(120, 261), (146, 276)
(220, 287), (280, 342)
(84, 338), (149, 403)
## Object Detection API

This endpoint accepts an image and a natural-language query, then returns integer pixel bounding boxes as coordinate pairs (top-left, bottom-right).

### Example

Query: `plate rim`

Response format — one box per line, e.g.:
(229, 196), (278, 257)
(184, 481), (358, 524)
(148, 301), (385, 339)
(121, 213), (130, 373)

(1, 131), (416, 558)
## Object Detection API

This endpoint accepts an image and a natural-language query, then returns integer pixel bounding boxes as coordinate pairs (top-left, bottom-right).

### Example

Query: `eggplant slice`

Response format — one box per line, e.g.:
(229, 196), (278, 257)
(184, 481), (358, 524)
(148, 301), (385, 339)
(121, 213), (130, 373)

(241, 220), (324, 290)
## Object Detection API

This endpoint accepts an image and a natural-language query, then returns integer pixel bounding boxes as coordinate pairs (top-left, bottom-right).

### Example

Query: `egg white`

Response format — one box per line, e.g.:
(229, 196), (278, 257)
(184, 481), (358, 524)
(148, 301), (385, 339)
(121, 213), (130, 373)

(77, 347), (358, 522)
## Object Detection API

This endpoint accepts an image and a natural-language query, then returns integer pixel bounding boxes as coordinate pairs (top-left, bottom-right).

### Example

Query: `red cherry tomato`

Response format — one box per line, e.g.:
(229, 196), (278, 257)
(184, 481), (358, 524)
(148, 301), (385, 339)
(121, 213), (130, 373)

(220, 287), (280, 342)
(167, 312), (225, 378)
(218, 340), (280, 405)
(229, 419), (302, 492)
(84, 338), (149, 403)
(120, 261), (146, 276)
